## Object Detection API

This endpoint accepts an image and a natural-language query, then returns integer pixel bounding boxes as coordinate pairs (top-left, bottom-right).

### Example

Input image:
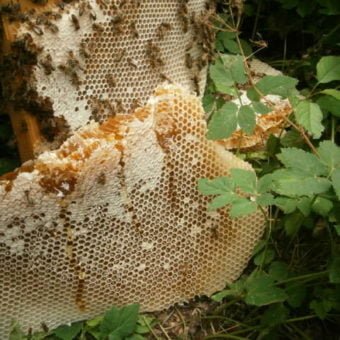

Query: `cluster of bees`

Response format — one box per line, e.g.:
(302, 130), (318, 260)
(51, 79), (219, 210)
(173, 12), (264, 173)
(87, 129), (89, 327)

(0, 0), (216, 142)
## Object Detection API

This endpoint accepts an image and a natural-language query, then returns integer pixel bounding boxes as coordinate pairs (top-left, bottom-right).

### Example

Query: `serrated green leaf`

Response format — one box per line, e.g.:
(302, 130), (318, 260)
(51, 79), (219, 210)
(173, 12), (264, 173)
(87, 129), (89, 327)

(100, 304), (139, 340)
(209, 62), (234, 93)
(294, 100), (324, 138)
(274, 197), (297, 214)
(207, 102), (238, 140)
(310, 300), (332, 319)
(198, 177), (234, 195)
(208, 193), (236, 210)
(244, 274), (287, 306)
(53, 322), (83, 340)
(211, 280), (245, 301)
(277, 148), (328, 176)
(257, 193), (275, 207)
(258, 174), (274, 194)
(296, 197), (312, 217)
(230, 198), (257, 217)
(261, 303), (289, 327)
(280, 130), (304, 148)
(269, 262), (289, 281)
(329, 256), (340, 283)
(317, 95), (340, 117)
(272, 169), (331, 197)
(316, 56), (340, 83)
(230, 168), (257, 194)
(86, 316), (103, 328)
(286, 284), (307, 308)
(331, 168), (340, 200)
(318, 141), (340, 171)
(312, 197), (333, 216)
(223, 39), (240, 54)
(252, 240), (266, 256)
(220, 55), (247, 84)
(252, 101), (272, 114)
(321, 89), (340, 100)
(238, 105), (256, 134)
(247, 75), (298, 101)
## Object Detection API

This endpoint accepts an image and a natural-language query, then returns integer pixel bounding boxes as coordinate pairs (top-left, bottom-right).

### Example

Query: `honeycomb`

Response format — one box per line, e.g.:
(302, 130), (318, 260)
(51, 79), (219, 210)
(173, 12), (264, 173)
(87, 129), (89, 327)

(0, 85), (265, 337)
(2, 0), (215, 151)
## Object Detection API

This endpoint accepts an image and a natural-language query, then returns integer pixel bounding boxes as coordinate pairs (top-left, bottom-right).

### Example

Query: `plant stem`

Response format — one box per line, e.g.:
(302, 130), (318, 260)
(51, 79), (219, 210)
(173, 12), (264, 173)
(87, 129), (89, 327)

(205, 333), (249, 340)
(285, 315), (318, 323)
(277, 270), (328, 285)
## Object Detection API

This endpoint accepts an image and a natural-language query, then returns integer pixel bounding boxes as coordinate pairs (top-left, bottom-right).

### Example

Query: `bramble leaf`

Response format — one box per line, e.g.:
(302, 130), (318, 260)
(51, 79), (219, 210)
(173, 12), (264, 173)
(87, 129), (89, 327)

(53, 322), (83, 340)
(230, 168), (257, 194)
(238, 105), (256, 134)
(100, 304), (139, 340)
(316, 56), (340, 83)
(277, 148), (328, 176)
(244, 274), (287, 306)
(317, 95), (340, 117)
(208, 193), (236, 210)
(209, 61), (234, 94)
(198, 177), (234, 195)
(230, 198), (257, 217)
(321, 89), (340, 100)
(252, 101), (272, 114)
(318, 141), (340, 171)
(294, 100), (324, 138)
(207, 102), (238, 139)
(261, 303), (289, 327)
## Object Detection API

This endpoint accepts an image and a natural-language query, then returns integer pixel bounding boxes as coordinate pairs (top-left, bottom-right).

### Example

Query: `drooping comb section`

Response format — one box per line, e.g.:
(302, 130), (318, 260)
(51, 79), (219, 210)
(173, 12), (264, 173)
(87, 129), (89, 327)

(0, 85), (265, 337)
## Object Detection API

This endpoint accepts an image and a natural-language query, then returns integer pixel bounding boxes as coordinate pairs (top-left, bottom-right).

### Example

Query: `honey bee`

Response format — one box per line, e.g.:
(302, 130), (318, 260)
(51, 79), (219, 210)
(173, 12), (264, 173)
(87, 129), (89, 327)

(131, 0), (141, 7)
(160, 73), (173, 83)
(177, 0), (189, 33)
(71, 14), (80, 30)
(129, 21), (139, 38)
(92, 22), (104, 33)
(67, 51), (83, 70)
(192, 73), (200, 95)
(70, 71), (81, 87)
(97, 173), (106, 185)
(57, 1), (66, 10)
(127, 57), (138, 69)
(40, 53), (55, 75)
(185, 41), (194, 51)
(130, 98), (142, 113)
(156, 22), (172, 40)
(146, 40), (164, 69)
(41, 322), (49, 333)
(96, 0), (108, 8)
(45, 20), (59, 33)
(27, 21), (44, 35)
(32, 0), (48, 5)
(114, 48), (126, 62)
(185, 53), (193, 69)
(88, 5), (96, 20)
(79, 41), (91, 58)
(115, 99), (125, 113)
(106, 73), (116, 87)
(78, 1), (86, 16)
(111, 14), (124, 34)
(119, 0), (128, 8)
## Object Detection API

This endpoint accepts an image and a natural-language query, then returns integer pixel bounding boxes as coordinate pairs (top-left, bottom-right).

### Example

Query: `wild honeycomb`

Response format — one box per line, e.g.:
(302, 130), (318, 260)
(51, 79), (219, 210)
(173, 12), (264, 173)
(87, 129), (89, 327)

(0, 85), (265, 337)
(1, 0), (215, 151)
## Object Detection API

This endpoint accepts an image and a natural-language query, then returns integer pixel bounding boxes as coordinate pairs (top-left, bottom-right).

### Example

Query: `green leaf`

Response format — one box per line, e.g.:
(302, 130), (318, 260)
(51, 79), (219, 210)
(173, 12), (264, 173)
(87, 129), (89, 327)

(125, 335), (145, 340)
(321, 89), (340, 100)
(53, 322), (83, 340)
(230, 198), (257, 218)
(284, 211), (304, 236)
(247, 75), (298, 101)
(209, 61), (234, 93)
(331, 168), (340, 200)
(294, 100), (324, 138)
(207, 102), (238, 140)
(317, 95), (340, 117)
(9, 322), (25, 340)
(257, 193), (275, 207)
(272, 169), (331, 197)
(203, 94), (215, 114)
(87, 316), (104, 328)
(286, 284), (307, 308)
(280, 130), (304, 148)
(277, 148), (328, 176)
(212, 280), (245, 302)
(316, 56), (340, 83)
(329, 256), (340, 284)
(135, 316), (156, 335)
(274, 197), (297, 214)
(318, 141), (340, 171)
(252, 101), (272, 114)
(258, 174), (274, 194)
(245, 274), (287, 306)
(238, 105), (256, 134)
(208, 193), (236, 210)
(198, 177), (234, 195)
(261, 303), (289, 327)
(334, 225), (340, 236)
(312, 197), (333, 216)
(230, 168), (257, 194)
(220, 54), (247, 84)
(269, 262), (289, 281)
(100, 304), (140, 340)
(296, 197), (312, 217)
(254, 248), (275, 266)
